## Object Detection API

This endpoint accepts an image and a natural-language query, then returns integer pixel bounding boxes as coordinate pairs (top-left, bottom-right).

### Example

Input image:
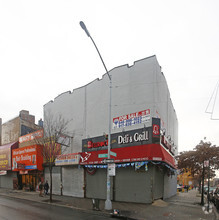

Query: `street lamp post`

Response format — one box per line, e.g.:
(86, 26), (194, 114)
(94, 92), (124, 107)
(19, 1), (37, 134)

(79, 21), (112, 210)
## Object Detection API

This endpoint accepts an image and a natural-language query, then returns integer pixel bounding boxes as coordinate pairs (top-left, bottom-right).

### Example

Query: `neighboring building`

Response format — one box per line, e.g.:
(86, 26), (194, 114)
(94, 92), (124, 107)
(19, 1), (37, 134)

(0, 110), (42, 189)
(44, 55), (178, 203)
(1, 110), (40, 145)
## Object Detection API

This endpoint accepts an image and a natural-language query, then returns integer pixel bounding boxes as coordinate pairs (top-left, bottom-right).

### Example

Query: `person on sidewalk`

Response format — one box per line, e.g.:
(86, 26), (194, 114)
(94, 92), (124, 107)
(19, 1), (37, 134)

(39, 181), (43, 197)
(44, 180), (49, 195)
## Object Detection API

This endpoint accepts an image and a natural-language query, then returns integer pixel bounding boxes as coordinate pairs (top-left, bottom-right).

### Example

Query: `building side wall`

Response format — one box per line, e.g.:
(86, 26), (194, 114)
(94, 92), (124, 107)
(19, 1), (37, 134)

(1, 117), (20, 145)
(1, 117), (41, 146)
(44, 56), (170, 152)
(152, 63), (178, 154)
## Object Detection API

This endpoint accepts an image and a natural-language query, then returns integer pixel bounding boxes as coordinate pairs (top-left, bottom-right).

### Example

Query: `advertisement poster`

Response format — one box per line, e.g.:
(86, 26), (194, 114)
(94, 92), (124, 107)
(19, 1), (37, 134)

(113, 109), (150, 129)
(12, 145), (43, 171)
(0, 142), (18, 170)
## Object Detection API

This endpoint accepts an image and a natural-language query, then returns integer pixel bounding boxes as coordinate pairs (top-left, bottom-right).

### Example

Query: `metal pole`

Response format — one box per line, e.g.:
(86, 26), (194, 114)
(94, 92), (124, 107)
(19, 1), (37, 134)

(201, 162), (204, 205)
(79, 21), (112, 210)
(207, 161), (210, 212)
(105, 75), (112, 210)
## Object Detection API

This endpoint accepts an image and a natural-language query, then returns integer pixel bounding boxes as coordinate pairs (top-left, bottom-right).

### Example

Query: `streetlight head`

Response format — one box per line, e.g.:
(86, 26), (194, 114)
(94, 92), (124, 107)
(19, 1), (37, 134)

(79, 21), (90, 37)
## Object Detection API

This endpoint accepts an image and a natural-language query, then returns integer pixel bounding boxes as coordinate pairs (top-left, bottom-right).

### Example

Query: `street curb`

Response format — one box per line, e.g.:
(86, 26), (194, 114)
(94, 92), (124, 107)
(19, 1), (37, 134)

(0, 193), (113, 219)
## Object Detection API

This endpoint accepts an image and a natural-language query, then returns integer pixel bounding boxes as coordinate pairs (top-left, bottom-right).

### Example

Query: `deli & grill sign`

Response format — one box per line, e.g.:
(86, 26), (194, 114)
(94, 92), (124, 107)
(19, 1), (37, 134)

(82, 127), (153, 152)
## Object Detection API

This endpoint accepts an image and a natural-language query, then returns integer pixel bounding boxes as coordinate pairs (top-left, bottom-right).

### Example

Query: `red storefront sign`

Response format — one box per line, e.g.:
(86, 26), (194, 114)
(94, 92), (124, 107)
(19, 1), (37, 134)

(12, 145), (43, 171)
(19, 129), (43, 143)
(80, 144), (176, 168)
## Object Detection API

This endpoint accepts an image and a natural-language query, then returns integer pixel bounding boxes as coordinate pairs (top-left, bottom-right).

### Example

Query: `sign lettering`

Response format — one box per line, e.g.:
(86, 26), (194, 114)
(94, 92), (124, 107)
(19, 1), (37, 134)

(113, 109), (150, 129)
(118, 131), (148, 145)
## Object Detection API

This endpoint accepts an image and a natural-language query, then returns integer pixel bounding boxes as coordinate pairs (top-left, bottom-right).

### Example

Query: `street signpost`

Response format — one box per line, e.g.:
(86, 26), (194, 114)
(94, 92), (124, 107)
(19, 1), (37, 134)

(102, 159), (115, 164)
(98, 153), (108, 158)
(98, 151), (117, 159)
(110, 151), (117, 157)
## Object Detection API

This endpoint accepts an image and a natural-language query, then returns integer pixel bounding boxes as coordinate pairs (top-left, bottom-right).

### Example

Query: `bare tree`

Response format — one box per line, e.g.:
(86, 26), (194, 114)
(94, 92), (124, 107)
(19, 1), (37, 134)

(35, 112), (72, 202)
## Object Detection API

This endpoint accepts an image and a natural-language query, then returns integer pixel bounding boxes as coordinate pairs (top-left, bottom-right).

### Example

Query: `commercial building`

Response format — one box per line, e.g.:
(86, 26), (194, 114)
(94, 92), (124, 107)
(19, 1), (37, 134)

(12, 130), (44, 190)
(44, 55), (178, 203)
(0, 110), (42, 189)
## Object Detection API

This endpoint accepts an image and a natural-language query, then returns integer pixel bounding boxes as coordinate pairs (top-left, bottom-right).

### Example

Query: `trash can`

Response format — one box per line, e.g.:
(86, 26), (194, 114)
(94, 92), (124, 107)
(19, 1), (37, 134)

(92, 198), (100, 210)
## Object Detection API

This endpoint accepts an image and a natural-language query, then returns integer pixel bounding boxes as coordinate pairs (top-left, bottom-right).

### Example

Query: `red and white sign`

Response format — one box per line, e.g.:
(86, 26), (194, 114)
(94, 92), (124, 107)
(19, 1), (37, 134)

(0, 171), (7, 175)
(19, 130), (43, 143)
(161, 136), (173, 154)
(80, 144), (176, 168)
(55, 153), (80, 166)
(87, 140), (108, 149)
(113, 109), (150, 129)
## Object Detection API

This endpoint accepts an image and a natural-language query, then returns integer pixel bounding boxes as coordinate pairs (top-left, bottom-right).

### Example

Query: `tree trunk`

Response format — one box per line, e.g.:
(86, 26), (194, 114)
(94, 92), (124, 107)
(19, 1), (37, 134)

(49, 165), (53, 202)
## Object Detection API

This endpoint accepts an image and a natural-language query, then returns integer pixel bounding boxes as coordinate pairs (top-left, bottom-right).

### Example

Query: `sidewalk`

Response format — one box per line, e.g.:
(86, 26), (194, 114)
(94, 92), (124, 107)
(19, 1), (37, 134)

(0, 188), (217, 220)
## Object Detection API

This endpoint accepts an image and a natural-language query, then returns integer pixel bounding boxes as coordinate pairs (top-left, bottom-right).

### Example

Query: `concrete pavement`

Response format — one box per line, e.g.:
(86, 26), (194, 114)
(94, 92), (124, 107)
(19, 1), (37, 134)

(0, 188), (218, 220)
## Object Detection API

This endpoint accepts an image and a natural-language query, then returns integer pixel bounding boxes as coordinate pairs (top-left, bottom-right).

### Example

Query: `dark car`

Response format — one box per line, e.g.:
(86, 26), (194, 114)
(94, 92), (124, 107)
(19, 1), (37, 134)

(213, 187), (219, 209)
(209, 186), (217, 203)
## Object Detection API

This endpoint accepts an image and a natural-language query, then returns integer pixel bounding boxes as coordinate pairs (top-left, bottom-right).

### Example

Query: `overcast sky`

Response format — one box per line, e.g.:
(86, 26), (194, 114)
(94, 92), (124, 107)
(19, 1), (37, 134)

(0, 0), (219, 153)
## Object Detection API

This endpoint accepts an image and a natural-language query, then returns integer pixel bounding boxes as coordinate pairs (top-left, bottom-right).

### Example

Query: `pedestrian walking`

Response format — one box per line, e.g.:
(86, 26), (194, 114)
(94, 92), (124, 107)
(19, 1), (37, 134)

(39, 181), (43, 197)
(44, 180), (49, 195)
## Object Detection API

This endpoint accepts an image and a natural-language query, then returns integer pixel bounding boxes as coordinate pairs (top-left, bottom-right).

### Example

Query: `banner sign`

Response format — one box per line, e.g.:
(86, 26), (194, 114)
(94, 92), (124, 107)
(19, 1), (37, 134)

(12, 145), (43, 171)
(0, 142), (18, 170)
(0, 171), (7, 175)
(19, 129), (43, 143)
(161, 136), (174, 155)
(152, 118), (161, 144)
(82, 127), (152, 152)
(80, 144), (176, 168)
(113, 109), (150, 129)
(55, 153), (80, 166)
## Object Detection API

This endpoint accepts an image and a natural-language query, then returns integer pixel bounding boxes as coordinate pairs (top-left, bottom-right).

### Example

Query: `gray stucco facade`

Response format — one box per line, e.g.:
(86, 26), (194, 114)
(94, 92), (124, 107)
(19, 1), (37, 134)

(44, 55), (178, 202)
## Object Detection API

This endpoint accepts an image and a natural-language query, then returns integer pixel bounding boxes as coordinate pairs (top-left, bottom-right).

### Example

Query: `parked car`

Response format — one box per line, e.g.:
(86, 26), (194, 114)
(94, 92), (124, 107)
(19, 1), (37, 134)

(204, 186), (208, 194)
(209, 186), (217, 203)
(213, 187), (219, 209)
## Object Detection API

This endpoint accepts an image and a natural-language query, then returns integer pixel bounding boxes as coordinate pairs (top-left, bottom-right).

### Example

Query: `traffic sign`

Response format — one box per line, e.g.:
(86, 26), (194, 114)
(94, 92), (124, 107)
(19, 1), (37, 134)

(102, 159), (115, 163)
(110, 151), (117, 157)
(98, 153), (108, 158)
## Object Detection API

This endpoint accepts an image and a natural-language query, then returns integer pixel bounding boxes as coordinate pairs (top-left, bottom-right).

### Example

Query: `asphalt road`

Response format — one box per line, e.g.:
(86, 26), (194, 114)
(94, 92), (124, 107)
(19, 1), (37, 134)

(0, 196), (114, 220)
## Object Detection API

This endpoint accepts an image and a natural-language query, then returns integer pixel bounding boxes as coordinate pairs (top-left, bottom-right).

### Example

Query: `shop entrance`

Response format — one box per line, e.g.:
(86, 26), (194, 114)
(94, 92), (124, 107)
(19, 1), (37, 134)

(21, 171), (43, 191)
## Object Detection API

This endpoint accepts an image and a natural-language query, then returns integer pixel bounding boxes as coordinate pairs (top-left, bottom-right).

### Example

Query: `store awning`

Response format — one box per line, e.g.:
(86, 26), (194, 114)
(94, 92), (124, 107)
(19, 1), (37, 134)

(79, 144), (176, 168)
